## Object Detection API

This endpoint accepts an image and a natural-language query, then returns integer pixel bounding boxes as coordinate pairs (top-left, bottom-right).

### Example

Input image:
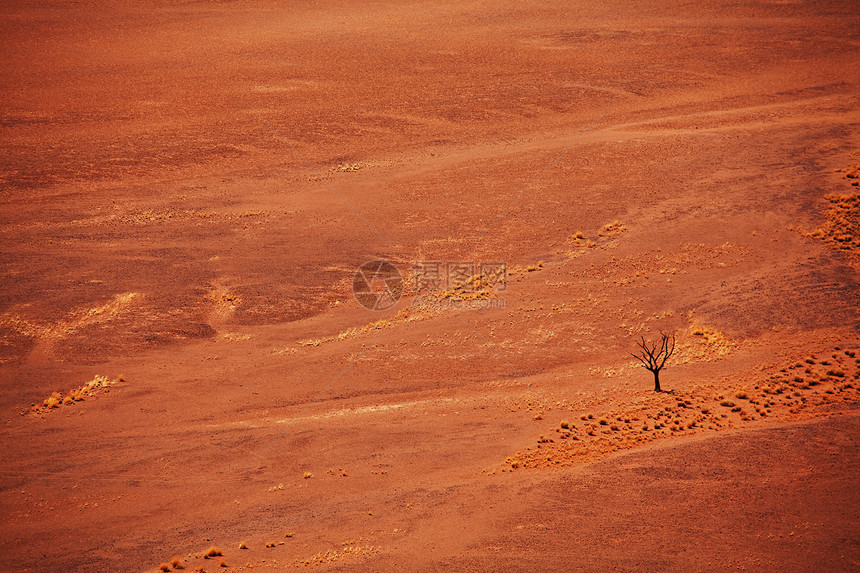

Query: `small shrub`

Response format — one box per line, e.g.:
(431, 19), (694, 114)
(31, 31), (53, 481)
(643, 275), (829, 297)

(170, 556), (184, 569)
(720, 401), (735, 407)
(303, 471), (313, 479)
(205, 547), (222, 558)
(827, 370), (845, 377)
(159, 564), (171, 572)
(560, 420), (569, 429)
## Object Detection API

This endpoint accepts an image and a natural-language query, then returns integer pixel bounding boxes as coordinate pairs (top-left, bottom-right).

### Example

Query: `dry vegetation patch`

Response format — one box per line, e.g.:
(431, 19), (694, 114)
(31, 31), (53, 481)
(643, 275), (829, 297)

(1, 292), (140, 343)
(505, 346), (860, 469)
(295, 541), (380, 567)
(800, 193), (860, 269)
(673, 321), (738, 364)
(27, 374), (123, 415)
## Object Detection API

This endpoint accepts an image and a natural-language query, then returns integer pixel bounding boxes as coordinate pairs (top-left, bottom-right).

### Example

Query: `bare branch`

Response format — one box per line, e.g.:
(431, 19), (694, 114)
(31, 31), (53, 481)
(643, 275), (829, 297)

(632, 332), (675, 392)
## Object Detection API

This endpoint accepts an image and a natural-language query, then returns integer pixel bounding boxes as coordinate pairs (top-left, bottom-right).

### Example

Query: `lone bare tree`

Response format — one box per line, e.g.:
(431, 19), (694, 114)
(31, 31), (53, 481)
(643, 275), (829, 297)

(632, 332), (675, 392)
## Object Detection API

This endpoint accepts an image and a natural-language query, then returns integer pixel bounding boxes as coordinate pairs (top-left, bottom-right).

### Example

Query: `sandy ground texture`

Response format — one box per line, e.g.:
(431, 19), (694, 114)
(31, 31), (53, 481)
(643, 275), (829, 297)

(1, 0), (859, 571)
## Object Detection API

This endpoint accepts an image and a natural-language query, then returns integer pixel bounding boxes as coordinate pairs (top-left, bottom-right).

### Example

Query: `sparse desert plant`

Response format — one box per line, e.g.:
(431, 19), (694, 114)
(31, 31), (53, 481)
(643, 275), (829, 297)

(720, 401), (735, 407)
(159, 563), (171, 572)
(170, 556), (184, 569)
(560, 420), (569, 429)
(219, 559), (227, 568)
(204, 547), (222, 558)
(631, 332), (675, 392)
(827, 370), (845, 377)
(303, 471), (313, 479)
(735, 391), (748, 399)
(239, 541), (247, 549)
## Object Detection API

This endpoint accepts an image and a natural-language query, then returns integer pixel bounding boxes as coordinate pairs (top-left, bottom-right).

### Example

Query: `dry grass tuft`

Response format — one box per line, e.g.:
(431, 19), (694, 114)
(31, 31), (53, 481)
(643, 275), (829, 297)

(170, 556), (184, 569)
(204, 547), (222, 558)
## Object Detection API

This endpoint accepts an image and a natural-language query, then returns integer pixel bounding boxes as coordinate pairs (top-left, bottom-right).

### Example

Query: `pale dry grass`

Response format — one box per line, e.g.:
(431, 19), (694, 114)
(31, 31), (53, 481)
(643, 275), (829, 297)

(28, 374), (122, 415)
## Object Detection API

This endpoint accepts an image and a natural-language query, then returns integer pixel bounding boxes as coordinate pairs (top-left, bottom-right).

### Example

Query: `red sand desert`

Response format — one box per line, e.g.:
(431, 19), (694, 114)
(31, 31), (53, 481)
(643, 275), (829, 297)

(1, 1), (859, 571)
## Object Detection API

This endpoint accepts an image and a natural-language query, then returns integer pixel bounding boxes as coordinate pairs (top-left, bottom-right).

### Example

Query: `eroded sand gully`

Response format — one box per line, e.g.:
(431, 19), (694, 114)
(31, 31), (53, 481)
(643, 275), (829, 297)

(1, 0), (859, 571)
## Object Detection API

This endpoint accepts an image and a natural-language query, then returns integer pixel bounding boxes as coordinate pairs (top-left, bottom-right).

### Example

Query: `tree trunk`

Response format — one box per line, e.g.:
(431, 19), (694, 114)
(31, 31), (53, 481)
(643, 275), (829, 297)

(653, 369), (661, 392)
